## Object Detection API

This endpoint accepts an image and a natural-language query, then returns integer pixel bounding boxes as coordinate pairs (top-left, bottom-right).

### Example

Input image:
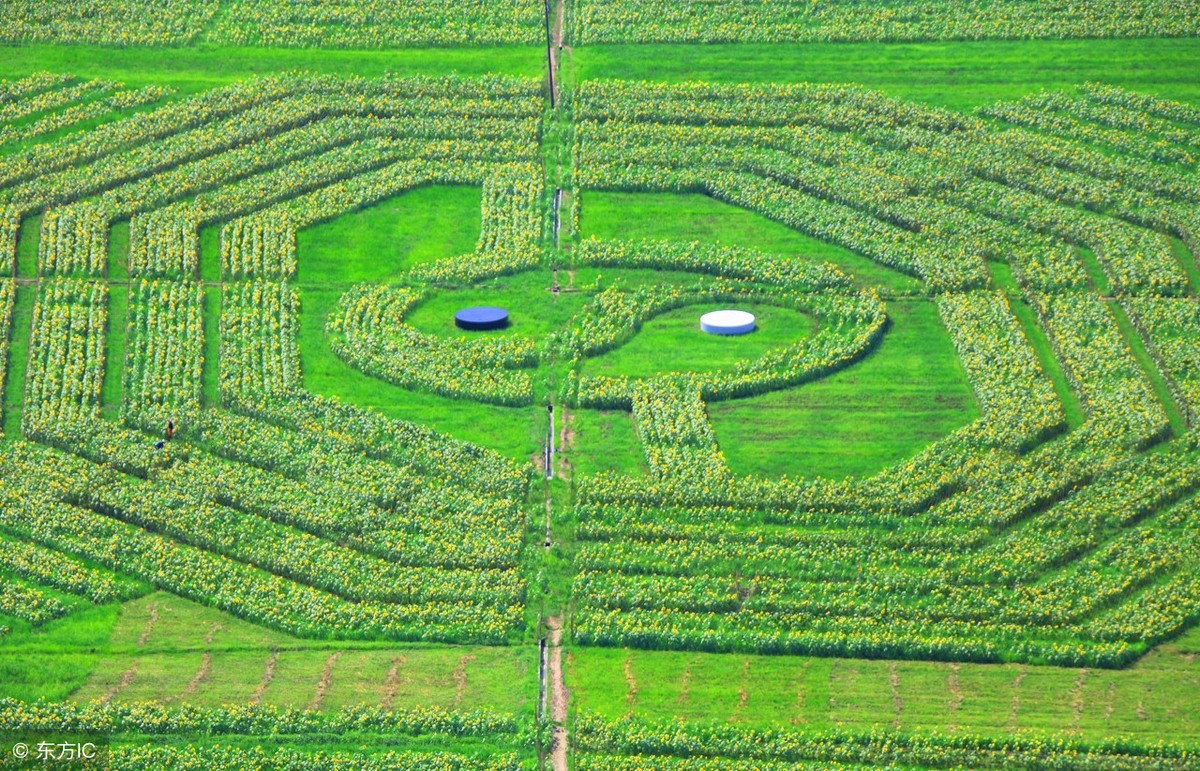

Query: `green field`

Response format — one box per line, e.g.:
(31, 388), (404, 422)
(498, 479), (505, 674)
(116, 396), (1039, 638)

(0, 1), (1199, 768)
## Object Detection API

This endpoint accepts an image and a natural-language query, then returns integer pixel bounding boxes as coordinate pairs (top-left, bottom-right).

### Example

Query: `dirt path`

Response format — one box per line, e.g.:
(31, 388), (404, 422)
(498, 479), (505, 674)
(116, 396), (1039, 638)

(99, 662), (139, 705)
(250, 650), (280, 705)
(547, 616), (569, 771)
(947, 663), (963, 731)
(1007, 667), (1026, 732)
(136, 602), (159, 647)
(888, 662), (903, 730)
(181, 653), (212, 700)
(1070, 668), (1089, 733)
(381, 655), (407, 710)
(309, 652), (341, 711)
(453, 654), (476, 708)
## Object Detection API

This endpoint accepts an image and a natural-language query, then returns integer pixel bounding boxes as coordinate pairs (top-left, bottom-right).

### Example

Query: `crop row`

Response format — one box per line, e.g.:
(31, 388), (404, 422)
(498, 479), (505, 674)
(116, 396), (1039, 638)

(220, 214), (296, 281)
(0, 72), (73, 104)
(1123, 297), (1200, 426)
(574, 713), (1197, 769)
(0, 530), (142, 606)
(105, 746), (521, 771)
(0, 207), (16, 274)
(128, 209), (200, 279)
(213, 0), (541, 48)
(936, 291), (1064, 450)
(252, 389), (530, 500)
(0, 280), (12, 429)
(0, 85), (171, 149)
(0, 77), (116, 126)
(0, 74), (540, 192)
(37, 204), (106, 276)
(575, 80), (1196, 297)
(632, 380), (730, 483)
(0, 464), (515, 643)
(8, 442), (524, 613)
(185, 410), (524, 560)
(1082, 82), (1200, 127)
(573, 457), (1199, 629)
(160, 453), (521, 571)
(0, 576), (70, 625)
(328, 284), (536, 406)
(188, 412), (524, 558)
(1029, 293), (1169, 448)
(2, 80), (539, 227)
(0, 1), (217, 46)
(219, 281), (301, 407)
(122, 279), (203, 429)
(982, 90), (1198, 166)
(23, 278), (107, 437)
(0, 698), (521, 738)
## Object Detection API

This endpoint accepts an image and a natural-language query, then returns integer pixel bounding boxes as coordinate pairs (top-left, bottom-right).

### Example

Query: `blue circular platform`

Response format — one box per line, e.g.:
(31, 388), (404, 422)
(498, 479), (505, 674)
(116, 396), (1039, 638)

(455, 306), (510, 331)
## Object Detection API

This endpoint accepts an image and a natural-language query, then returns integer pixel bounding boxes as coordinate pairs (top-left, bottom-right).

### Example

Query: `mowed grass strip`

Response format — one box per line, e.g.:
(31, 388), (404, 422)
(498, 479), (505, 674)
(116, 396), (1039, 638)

(0, 45), (545, 97)
(16, 593), (536, 716)
(582, 302), (816, 381)
(574, 37), (1200, 111)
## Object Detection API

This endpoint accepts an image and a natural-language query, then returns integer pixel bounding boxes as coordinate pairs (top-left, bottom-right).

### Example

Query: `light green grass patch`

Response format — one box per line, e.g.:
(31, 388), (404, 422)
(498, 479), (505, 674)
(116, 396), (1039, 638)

(709, 299), (978, 480)
(296, 186), (484, 286)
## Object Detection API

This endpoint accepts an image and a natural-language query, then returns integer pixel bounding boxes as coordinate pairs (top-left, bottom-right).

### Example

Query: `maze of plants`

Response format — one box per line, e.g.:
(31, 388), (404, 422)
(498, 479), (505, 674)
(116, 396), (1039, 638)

(0, 3), (1199, 769)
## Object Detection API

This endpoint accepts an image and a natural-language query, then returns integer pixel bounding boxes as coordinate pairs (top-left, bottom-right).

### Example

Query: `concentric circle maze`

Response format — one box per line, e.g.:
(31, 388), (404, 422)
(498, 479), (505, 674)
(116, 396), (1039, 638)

(0, 2), (1199, 769)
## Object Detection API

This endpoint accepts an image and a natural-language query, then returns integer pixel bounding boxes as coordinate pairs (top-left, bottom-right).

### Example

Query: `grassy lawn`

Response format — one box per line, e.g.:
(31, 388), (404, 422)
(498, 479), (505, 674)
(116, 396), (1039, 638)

(296, 185), (485, 285)
(574, 37), (1200, 110)
(560, 407), (645, 479)
(404, 271), (591, 342)
(710, 300), (978, 480)
(568, 628), (1200, 742)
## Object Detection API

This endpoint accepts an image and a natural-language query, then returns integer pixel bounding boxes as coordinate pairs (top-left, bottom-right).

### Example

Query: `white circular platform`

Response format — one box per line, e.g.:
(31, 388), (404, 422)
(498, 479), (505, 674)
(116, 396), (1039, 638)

(700, 309), (756, 336)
